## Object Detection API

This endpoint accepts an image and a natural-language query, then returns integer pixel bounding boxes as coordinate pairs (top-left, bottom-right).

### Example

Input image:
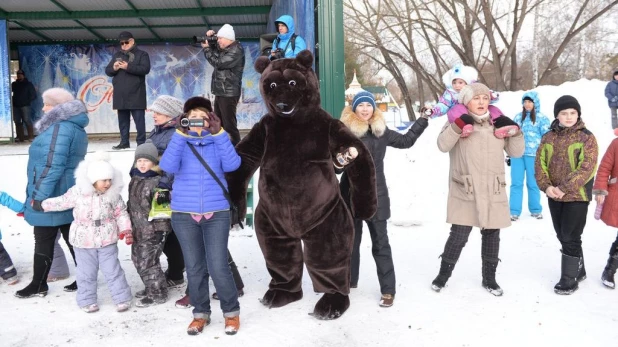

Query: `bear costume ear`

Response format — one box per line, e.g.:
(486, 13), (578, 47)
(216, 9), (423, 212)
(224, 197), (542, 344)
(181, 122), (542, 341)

(295, 50), (313, 69)
(255, 56), (271, 74)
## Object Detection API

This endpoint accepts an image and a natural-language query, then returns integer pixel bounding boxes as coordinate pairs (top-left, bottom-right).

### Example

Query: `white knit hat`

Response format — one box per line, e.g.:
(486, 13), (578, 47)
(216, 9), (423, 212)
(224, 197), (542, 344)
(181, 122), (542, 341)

(217, 24), (235, 41)
(42, 88), (75, 106)
(458, 83), (491, 106)
(442, 64), (479, 88)
(86, 151), (115, 184)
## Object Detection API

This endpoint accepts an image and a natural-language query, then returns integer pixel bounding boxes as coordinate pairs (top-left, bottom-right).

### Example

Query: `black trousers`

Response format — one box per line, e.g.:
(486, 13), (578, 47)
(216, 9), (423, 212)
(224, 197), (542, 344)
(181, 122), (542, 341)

(350, 219), (395, 295)
(441, 224), (500, 263)
(548, 199), (589, 257)
(162, 230), (186, 281)
(33, 224), (73, 282)
(117, 109), (146, 146)
(214, 95), (241, 146)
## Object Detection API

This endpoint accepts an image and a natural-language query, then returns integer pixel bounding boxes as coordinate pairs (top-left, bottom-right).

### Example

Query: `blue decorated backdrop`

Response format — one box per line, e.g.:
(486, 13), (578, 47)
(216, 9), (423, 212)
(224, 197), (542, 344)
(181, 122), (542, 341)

(17, 42), (267, 133)
(0, 20), (11, 138)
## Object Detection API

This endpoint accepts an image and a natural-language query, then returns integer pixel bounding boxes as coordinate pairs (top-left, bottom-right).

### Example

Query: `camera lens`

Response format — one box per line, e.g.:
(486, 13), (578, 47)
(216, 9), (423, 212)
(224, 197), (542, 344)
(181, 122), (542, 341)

(180, 118), (190, 127)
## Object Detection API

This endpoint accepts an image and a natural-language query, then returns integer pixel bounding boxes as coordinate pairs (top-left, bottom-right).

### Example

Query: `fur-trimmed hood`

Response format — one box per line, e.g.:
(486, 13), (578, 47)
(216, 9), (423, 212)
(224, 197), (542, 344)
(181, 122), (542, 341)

(340, 105), (386, 138)
(35, 100), (89, 133)
(73, 158), (124, 198)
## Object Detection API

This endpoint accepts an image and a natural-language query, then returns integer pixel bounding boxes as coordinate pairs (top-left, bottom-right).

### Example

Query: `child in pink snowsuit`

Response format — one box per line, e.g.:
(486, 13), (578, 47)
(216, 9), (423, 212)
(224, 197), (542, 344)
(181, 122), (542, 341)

(39, 152), (133, 313)
(422, 64), (519, 138)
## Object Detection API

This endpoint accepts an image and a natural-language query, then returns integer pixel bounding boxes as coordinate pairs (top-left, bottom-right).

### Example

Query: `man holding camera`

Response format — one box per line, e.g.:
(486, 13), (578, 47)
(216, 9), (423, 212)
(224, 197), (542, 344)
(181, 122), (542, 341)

(202, 24), (244, 145)
(105, 31), (151, 150)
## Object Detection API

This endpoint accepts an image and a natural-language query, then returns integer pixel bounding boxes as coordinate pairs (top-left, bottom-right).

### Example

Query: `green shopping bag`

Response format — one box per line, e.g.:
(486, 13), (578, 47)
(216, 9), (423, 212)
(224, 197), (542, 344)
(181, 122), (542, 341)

(148, 188), (172, 221)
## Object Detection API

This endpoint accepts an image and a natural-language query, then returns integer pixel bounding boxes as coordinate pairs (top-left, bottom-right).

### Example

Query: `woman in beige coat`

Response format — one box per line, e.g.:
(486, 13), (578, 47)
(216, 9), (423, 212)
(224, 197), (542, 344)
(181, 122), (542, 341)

(431, 83), (524, 296)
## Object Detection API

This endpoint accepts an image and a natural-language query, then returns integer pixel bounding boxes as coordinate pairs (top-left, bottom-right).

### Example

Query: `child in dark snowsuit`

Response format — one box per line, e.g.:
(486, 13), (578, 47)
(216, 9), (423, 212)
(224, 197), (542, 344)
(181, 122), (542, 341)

(128, 140), (173, 307)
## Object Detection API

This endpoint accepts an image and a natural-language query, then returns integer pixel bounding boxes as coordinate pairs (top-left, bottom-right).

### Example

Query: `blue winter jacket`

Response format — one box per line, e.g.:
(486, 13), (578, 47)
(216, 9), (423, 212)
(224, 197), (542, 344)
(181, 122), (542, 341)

(159, 129), (241, 214)
(513, 91), (551, 157)
(0, 192), (24, 240)
(605, 79), (618, 108)
(271, 15), (307, 59)
(24, 100), (89, 227)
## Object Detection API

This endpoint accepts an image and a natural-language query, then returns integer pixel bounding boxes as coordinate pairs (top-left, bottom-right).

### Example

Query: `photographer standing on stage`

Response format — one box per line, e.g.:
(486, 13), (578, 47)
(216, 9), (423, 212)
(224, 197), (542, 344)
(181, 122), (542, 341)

(202, 24), (244, 145)
(270, 15), (307, 60)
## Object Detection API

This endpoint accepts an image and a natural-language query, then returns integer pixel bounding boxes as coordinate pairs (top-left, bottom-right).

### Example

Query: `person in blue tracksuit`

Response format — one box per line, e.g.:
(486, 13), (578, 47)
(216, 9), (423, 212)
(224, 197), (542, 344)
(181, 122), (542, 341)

(509, 91), (551, 221)
(269, 15), (307, 60)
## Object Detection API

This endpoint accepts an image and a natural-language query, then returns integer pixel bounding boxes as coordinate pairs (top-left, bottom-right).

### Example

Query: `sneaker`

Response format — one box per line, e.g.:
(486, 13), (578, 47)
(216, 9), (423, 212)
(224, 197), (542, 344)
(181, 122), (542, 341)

(64, 281), (78, 292)
(224, 316), (240, 335)
(379, 294), (394, 307)
(212, 288), (244, 300)
(510, 215), (519, 221)
(460, 124), (473, 138)
(116, 301), (131, 312)
(81, 304), (99, 313)
(136, 296), (166, 308)
(531, 213), (543, 220)
(175, 295), (192, 309)
(5, 275), (19, 285)
(494, 125), (519, 139)
(187, 317), (210, 335)
(166, 278), (185, 288)
(135, 289), (147, 298)
(47, 275), (69, 283)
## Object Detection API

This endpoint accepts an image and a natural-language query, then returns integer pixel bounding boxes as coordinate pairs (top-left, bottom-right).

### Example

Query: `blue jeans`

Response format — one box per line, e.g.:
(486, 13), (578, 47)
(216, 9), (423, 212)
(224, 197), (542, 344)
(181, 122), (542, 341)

(172, 211), (239, 318)
(509, 156), (542, 216)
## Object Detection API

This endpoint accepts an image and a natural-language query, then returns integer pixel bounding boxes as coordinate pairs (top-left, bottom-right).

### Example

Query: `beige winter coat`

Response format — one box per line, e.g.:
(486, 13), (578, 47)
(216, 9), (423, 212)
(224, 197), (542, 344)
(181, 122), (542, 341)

(437, 114), (524, 229)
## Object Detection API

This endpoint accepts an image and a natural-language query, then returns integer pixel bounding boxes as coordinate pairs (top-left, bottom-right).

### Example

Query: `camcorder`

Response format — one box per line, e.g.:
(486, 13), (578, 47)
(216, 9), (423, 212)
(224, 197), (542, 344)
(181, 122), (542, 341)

(193, 35), (218, 44)
(180, 118), (205, 127)
(271, 48), (284, 60)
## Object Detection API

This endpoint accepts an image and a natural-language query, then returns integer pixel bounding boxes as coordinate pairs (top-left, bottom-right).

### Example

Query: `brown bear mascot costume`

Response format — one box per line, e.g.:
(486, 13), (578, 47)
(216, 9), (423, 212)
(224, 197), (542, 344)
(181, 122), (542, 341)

(226, 50), (377, 320)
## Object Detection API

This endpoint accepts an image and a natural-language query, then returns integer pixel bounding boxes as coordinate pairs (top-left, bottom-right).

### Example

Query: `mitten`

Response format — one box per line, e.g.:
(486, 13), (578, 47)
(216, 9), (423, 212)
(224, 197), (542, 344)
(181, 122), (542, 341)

(612, 96), (618, 103)
(333, 147), (358, 169)
(205, 112), (222, 134)
(491, 90), (500, 101)
(119, 230), (133, 245)
(493, 115), (520, 139)
(16, 212), (24, 217)
(453, 114), (475, 138)
(31, 200), (44, 212)
(156, 190), (171, 205)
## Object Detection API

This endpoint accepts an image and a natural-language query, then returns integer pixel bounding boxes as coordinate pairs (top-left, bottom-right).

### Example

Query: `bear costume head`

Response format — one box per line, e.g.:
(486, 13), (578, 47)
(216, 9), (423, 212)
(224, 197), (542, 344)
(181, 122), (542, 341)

(254, 50), (319, 118)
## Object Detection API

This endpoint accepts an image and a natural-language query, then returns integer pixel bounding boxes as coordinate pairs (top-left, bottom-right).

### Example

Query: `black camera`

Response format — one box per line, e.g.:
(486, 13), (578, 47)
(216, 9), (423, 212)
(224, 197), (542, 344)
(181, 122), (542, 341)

(193, 35), (217, 44)
(180, 118), (205, 127)
(271, 48), (284, 60)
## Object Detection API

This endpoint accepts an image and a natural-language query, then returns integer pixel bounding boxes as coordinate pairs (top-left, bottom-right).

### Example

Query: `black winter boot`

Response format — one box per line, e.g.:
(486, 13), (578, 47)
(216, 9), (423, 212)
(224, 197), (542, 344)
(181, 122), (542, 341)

(601, 253), (618, 289)
(64, 281), (78, 292)
(554, 252), (581, 295)
(15, 253), (51, 298)
(431, 260), (455, 292)
(481, 258), (503, 296)
(577, 254), (587, 282)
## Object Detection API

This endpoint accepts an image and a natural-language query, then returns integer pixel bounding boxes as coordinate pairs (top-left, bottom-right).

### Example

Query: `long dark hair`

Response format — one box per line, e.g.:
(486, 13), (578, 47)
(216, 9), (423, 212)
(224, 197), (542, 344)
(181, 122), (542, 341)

(521, 101), (536, 124)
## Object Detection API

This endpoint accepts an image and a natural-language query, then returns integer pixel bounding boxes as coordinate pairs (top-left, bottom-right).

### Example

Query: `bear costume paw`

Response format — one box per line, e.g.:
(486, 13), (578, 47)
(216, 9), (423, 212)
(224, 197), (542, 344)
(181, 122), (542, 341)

(310, 293), (350, 320)
(259, 289), (303, 308)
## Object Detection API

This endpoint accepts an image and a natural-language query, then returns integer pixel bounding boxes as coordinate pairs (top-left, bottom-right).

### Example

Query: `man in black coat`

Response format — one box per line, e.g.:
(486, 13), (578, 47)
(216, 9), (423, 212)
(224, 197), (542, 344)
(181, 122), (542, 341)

(202, 24), (245, 145)
(105, 31), (151, 150)
(11, 69), (37, 142)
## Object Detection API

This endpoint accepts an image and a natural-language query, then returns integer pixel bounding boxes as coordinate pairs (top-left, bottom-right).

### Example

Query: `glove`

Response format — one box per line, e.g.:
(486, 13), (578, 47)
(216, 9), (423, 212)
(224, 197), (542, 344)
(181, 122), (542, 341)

(31, 200), (44, 212)
(612, 96), (618, 103)
(205, 112), (222, 134)
(333, 147), (358, 169)
(119, 230), (133, 245)
(156, 190), (171, 205)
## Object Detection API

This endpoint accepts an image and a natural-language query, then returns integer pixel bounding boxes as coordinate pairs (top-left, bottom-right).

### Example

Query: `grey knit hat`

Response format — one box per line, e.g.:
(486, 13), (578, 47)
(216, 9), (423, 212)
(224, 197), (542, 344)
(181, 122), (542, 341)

(458, 82), (491, 106)
(42, 88), (75, 106)
(135, 140), (159, 164)
(149, 95), (184, 118)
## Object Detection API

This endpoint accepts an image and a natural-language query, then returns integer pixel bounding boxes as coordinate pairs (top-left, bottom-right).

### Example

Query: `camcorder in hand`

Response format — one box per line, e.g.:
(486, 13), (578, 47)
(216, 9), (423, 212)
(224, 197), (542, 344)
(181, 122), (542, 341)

(193, 35), (218, 44)
(271, 48), (284, 60)
(180, 118), (205, 127)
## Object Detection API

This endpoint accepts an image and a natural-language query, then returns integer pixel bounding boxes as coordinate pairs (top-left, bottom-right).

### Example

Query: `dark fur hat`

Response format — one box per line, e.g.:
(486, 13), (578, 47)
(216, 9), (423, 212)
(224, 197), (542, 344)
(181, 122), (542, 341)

(183, 96), (213, 113)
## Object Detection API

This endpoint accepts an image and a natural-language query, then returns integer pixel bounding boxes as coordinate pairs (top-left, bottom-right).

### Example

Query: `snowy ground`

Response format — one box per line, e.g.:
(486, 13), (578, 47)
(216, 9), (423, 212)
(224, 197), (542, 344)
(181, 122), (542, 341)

(1, 79), (618, 346)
